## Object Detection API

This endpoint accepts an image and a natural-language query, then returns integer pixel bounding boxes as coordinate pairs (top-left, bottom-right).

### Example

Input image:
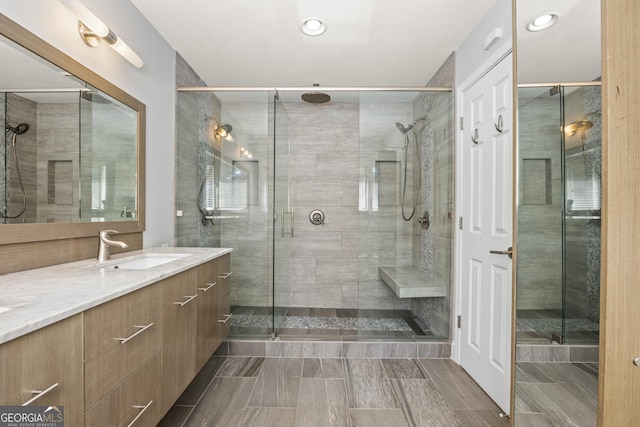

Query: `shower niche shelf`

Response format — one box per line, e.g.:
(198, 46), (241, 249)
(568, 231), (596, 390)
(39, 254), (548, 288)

(378, 266), (447, 298)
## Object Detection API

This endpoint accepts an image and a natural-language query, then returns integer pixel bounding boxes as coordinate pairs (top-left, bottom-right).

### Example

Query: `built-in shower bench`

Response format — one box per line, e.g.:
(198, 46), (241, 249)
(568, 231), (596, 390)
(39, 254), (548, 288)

(378, 266), (447, 298)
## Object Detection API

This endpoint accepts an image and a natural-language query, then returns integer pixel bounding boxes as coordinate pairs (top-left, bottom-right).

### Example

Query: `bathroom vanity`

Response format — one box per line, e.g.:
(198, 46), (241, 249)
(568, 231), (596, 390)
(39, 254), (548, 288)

(0, 247), (231, 426)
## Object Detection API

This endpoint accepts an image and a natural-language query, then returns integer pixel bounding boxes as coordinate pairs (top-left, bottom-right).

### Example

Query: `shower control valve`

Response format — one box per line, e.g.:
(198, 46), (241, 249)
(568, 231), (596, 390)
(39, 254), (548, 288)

(309, 209), (325, 225)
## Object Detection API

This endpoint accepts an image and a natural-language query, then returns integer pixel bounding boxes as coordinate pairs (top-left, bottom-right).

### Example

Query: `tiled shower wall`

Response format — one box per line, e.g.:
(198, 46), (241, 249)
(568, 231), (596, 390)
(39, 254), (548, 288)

(517, 91), (563, 311)
(3, 94), (37, 223)
(286, 101), (363, 309)
(175, 53), (221, 248)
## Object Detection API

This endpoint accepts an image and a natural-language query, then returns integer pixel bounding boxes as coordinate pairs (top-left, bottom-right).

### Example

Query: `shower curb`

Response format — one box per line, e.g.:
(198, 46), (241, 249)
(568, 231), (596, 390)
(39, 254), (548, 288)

(215, 338), (451, 359)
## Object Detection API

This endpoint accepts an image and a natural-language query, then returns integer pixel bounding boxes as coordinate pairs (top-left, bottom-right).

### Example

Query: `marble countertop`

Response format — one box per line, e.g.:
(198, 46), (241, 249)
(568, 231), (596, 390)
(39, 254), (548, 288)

(0, 247), (232, 345)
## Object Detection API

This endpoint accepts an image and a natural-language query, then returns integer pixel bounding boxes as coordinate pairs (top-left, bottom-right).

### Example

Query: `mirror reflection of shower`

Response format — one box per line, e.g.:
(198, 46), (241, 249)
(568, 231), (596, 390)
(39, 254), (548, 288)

(3, 122), (30, 219)
(395, 116), (426, 221)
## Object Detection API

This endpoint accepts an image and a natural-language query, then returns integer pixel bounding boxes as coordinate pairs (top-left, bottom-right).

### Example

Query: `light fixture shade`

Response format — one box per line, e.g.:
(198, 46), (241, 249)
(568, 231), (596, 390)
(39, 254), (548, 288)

(107, 37), (144, 68)
(59, 0), (109, 37)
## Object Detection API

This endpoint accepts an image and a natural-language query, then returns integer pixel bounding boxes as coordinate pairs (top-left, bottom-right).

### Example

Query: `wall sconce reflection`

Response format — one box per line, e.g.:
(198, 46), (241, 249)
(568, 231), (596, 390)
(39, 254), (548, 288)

(239, 147), (253, 159)
(206, 117), (234, 143)
(59, 0), (144, 68)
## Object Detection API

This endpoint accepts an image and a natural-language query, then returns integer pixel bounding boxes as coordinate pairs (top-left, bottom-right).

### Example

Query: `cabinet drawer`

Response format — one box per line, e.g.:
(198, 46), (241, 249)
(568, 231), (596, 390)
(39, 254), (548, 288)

(217, 253), (232, 297)
(85, 353), (162, 427)
(84, 284), (162, 410)
(0, 315), (83, 427)
(196, 260), (219, 370)
(162, 269), (197, 412)
(217, 291), (231, 342)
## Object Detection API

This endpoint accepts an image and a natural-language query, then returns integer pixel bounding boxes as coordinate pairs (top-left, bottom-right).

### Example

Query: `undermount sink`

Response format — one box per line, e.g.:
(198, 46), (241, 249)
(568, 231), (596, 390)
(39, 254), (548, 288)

(0, 307), (11, 315)
(100, 253), (191, 270)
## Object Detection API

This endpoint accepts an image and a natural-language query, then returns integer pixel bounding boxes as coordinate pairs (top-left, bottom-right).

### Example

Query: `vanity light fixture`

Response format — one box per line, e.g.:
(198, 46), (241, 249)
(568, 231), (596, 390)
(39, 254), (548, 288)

(526, 13), (559, 32)
(59, 0), (144, 68)
(301, 18), (327, 36)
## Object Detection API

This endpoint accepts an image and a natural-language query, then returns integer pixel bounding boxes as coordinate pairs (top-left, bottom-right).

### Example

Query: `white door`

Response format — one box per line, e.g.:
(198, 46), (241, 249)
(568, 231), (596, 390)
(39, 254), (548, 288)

(459, 55), (513, 413)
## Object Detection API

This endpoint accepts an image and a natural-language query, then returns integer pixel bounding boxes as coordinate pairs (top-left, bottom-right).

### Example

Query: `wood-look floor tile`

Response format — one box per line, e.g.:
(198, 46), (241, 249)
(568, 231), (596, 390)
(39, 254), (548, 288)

(344, 359), (398, 409)
(513, 413), (554, 426)
(514, 362), (555, 384)
(350, 409), (409, 426)
(419, 359), (497, 411)
(247, 358), (303, 407)
(176, 356), (226, 405)
(157, 405), (193, 427)
(228, 407), (297, 427)
(302, 358), (345, 378)
(533, 363), (598, 410)
(382, 359), (430, 379)
(217, 356), (264, 377)
(184, 377), (256, 426)
(453, 409), (510, 426)
(515, 383), (596, 427)
(391, 379), (458, 426)
(295, 378), (350, 427)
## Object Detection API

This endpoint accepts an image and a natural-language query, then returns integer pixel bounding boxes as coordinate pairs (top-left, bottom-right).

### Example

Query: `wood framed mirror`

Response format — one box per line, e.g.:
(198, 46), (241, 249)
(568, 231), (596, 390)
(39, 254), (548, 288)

(0, 13), (145, 271)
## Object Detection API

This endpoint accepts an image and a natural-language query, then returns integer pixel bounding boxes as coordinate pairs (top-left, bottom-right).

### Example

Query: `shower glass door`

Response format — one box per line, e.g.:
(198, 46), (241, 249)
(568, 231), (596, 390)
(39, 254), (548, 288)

(516, 84), (601, 344)
(562, 84), (601, 344)
(516, 86), (564, 343)
(271, 91), (291, 336)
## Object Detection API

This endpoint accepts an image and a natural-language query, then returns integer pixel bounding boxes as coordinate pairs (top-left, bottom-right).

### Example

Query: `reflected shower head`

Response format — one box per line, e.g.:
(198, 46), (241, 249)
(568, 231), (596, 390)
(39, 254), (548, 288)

(5, 123), (30, 135)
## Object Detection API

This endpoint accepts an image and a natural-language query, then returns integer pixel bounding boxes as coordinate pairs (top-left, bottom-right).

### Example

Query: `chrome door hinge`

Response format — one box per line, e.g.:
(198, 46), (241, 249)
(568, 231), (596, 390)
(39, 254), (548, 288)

(458, 217), (463, 230)
(457, 315), (462, 328)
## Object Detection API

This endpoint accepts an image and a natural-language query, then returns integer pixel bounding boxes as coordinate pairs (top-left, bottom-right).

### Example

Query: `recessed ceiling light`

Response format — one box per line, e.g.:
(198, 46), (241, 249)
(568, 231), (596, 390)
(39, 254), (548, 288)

(301, 18), (326, 36)
(526, 13), (559, 32)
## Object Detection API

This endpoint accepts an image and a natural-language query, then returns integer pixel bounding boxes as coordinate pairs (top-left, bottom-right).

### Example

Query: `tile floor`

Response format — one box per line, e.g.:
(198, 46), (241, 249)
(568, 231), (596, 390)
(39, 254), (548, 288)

(514, 362), (598, 426)
(158, 356), (509, 427)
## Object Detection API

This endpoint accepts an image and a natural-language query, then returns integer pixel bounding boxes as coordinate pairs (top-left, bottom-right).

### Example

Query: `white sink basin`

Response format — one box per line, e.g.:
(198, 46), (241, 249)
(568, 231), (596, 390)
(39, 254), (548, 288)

(0, 307), (11, 315)
(102, 253), (191, 270)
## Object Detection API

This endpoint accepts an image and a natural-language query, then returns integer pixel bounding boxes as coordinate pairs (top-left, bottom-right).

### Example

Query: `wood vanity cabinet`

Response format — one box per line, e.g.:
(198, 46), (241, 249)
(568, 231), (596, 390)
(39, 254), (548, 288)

(161, 268), (198, 413)
(84, 284), (163, 426)
(196, 259), (220, 370)
(0, 314), (84, 427)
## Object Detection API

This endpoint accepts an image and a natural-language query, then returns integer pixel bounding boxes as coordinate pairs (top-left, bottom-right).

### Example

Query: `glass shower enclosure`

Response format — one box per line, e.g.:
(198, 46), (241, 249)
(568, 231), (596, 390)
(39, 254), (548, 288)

(516, 83), (601, 345)
(176, 88), (454, 341)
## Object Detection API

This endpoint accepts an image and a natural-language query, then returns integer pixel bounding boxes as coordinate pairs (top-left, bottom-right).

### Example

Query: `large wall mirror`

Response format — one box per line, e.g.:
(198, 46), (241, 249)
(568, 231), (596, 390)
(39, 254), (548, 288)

(513, 0), (600, 425)
(0, 14), (144, 245)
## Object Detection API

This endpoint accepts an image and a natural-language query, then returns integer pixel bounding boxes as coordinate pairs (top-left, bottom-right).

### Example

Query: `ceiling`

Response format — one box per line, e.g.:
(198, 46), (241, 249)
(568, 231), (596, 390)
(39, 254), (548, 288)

(130, 0), (497, 87)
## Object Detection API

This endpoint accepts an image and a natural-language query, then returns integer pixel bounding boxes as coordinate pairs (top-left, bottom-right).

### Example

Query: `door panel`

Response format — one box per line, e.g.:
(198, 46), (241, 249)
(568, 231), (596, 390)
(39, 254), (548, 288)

(459, 54), (513, 413)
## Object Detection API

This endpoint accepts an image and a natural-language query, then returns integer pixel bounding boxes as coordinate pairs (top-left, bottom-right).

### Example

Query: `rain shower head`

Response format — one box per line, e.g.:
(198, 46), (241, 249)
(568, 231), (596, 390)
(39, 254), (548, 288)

(301, 83), (331, 104)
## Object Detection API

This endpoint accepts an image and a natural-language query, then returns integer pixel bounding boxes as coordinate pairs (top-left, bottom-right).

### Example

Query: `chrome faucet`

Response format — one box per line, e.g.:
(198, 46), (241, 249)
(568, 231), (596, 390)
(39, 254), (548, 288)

(97, 230), (129, 262)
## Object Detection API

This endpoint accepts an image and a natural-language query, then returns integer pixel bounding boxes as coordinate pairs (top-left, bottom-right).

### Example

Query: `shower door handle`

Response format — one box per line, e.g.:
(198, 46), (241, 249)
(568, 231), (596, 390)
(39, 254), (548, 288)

(281, 206), (294, 238)
(490, 247), (513, 259)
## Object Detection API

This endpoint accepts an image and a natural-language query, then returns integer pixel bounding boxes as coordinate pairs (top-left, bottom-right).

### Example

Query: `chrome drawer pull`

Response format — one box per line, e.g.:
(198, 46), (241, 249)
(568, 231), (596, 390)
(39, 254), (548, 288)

(127, 400), (153, 427)
(173, 294), (198, 306)
(115, 323), (154, 344)
(218, 272), (232, 279)
(198, 282), (216, 292)
(218, 313), (232, 324)
(22, 383), (59, 406)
